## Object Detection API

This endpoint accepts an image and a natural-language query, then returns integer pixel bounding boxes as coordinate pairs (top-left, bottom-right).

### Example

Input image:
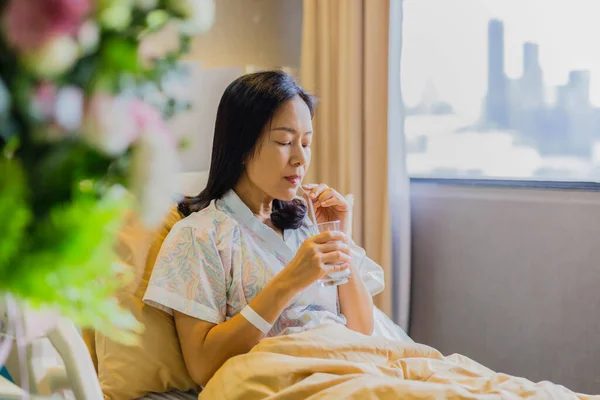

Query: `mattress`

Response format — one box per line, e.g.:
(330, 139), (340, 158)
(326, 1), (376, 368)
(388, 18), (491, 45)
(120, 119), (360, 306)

(138, 390), (200, 400)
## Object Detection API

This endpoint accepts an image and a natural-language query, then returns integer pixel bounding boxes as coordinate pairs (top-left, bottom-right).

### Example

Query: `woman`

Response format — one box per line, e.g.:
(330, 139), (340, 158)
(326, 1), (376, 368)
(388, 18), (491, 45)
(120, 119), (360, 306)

(143, 70), (384, 387)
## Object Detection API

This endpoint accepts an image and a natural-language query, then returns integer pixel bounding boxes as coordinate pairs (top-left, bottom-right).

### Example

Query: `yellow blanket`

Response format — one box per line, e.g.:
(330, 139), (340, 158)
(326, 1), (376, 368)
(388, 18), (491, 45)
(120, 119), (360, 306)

(200, 324), (599, 400)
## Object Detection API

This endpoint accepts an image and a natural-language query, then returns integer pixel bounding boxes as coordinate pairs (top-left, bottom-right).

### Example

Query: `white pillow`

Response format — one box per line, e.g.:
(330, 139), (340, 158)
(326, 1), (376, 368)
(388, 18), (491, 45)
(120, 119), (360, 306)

(177, 171), (209, 197)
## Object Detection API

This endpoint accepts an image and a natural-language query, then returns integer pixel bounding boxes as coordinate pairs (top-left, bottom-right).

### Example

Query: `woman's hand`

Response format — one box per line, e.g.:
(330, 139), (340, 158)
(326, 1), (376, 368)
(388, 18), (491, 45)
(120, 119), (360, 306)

(277, 231), (351, 292)
(302, 183), (350, 233)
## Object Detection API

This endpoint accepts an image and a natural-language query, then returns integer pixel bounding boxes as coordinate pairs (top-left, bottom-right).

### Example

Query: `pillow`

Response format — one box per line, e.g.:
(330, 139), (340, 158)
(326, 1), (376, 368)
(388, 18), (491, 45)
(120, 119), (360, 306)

(81, 171), (210, 399)
(95, 207), (198, 400)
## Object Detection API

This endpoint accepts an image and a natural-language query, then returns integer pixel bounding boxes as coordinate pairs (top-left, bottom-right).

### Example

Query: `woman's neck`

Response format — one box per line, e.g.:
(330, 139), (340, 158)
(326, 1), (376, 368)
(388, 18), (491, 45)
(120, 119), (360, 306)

(234, 175), (273, 223)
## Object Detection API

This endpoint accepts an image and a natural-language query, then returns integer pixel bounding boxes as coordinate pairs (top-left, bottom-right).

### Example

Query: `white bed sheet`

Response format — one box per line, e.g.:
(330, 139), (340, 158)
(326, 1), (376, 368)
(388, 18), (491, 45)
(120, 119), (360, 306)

(372, 306), (413, 342)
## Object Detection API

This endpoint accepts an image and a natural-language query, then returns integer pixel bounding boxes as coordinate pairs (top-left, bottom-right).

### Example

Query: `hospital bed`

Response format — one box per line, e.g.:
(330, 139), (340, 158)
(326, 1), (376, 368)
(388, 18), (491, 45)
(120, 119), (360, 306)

(0, 303), (411, 399)
(1, 171), (412, 399)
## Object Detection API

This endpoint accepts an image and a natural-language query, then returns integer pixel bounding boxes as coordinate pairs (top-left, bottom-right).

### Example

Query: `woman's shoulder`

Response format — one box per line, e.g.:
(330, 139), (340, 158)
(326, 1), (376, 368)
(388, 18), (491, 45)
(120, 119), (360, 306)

(169, 202), (240, 242)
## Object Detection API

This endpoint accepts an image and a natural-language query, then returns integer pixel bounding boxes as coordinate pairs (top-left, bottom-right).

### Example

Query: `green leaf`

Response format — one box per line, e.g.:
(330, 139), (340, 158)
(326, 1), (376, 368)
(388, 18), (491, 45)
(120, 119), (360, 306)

(0, 159), (31, 277)
(28, 140), (113, 217)
(8, 188), (142, 344)
(101, 37), (141, 75)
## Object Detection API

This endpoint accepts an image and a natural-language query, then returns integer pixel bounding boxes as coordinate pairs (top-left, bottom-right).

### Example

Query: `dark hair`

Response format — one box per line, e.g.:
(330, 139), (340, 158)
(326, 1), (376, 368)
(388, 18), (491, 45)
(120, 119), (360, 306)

(178, 70), (316, 230)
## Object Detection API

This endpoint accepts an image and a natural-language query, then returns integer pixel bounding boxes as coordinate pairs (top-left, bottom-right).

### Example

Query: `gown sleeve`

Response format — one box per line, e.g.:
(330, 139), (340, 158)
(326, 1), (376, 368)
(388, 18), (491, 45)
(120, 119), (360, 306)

(143, 217), (242, 324)
(350, 241), (385, 297)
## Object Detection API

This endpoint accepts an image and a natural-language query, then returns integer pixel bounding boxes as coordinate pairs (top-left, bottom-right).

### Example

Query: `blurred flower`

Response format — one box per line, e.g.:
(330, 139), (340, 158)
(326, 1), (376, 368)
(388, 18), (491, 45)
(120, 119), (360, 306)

(166, 0), (215, 35)
(55, 86), (84, 131)
(130, 101), (180, 227)
(22, 35), (79, 78)
(131, 99), (169, 134)
(139, 21), (181, 67)
(134, 0), (159, 10)
(31, 82), (58, 121)
(80, 94), (138, 156)
(98, 0), (133, 31)
(146, 9), (171, 31)
(29, 84), (82, 141)
(77, 20), (100, 55)
(3, 0), (92, 52)
(130, 130), (181, 228)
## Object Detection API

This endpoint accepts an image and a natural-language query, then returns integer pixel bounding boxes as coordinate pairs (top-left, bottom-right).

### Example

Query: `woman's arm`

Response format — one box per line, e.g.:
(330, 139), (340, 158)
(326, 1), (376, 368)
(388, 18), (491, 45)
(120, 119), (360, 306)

(338, 263), (374, 335)
(173, 230), (352, 387)
(174, 277), (295, 387)
(299, 183), (377, 335)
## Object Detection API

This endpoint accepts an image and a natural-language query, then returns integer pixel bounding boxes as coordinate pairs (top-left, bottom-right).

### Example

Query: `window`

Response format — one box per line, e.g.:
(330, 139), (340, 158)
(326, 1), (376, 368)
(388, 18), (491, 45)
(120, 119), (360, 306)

(401, 0), (600, 182)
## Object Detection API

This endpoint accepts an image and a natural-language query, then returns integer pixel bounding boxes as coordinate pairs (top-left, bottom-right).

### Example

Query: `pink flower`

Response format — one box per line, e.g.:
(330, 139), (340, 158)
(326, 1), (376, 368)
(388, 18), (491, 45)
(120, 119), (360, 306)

(32, 82), (58, 121)
(31, 83), (84, 140)
(80, 94), (139, 156)
(81, 95), (180, 226)
(3, 0), (92, 51)
(130, 99), (175, 144)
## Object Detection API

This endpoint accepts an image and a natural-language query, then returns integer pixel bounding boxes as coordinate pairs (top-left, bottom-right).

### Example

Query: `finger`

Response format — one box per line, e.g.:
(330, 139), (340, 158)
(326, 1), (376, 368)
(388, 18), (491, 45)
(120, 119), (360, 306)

(324, 263), (350, 275)
(308, 184), (329, 201)
(315, 188), (335, 205)
(317, 241), (351, 256)
(318, 190), (347, 208)
(312, 231), (349, 244)
(320, 251), (352, 265)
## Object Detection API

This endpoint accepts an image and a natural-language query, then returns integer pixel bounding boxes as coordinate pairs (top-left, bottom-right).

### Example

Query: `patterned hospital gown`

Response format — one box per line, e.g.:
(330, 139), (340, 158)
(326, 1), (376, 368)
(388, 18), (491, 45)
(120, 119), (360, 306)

(144, 190), (385, 337)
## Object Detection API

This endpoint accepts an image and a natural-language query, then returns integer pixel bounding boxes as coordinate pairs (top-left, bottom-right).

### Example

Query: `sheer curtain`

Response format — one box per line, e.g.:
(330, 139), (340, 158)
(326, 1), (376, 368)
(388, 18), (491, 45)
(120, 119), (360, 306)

(301, 0), (409, 324)
(387, 0), (410, 332)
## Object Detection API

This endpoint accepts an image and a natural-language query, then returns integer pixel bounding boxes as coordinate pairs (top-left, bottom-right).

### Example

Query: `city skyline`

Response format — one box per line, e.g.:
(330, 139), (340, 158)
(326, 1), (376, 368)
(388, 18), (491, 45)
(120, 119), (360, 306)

(484, 18), (599, 157)
(407, 16), (600, 158)
(402, 0), (600, 119)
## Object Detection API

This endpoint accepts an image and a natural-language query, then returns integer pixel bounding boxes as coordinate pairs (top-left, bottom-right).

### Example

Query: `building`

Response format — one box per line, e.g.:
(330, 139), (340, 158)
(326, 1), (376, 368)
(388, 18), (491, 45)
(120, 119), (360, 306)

(485, 19), (509, 129)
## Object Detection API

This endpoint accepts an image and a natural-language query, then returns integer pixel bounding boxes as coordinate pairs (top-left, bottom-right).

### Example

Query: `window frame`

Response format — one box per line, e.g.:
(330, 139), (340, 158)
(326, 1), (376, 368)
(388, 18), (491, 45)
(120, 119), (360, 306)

(409, 177), (600, 191)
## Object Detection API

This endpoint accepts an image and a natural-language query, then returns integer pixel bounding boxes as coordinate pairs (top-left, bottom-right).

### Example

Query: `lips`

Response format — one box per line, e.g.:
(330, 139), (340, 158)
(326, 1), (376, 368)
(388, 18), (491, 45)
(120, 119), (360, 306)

(285, 175), (301, 185)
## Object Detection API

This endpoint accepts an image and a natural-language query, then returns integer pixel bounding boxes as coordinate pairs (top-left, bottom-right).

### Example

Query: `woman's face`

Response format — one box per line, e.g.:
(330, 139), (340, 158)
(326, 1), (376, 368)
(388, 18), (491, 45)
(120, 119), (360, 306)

(245, 95), (313, 202)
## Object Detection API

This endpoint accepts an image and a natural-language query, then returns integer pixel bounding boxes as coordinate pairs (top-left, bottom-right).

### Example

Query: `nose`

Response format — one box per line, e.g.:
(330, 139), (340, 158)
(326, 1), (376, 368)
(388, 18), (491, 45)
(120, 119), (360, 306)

(290, 144), (308, 167)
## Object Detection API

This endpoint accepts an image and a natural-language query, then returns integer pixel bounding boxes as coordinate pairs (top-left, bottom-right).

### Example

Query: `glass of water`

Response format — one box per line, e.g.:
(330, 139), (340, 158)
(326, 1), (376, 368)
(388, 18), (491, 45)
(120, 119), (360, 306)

(315, 220), (351, 287)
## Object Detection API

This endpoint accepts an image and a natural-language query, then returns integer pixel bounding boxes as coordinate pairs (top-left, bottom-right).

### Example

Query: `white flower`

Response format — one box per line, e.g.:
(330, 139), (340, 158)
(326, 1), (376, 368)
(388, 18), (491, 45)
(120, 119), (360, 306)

(130, 128), (181, 228)
(80, 94), (138, 156)
(98, 0), (133, 31)
(55, 86), (84, 131)
(77, 20), (100, 55)
(167, 0), (215, 35)
(22, 35), (79, 78)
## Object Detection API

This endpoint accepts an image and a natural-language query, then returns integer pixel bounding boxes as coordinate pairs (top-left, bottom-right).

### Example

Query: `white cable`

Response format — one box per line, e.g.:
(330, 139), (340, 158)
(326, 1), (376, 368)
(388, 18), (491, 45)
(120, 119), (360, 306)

(240, 305), (272, 335)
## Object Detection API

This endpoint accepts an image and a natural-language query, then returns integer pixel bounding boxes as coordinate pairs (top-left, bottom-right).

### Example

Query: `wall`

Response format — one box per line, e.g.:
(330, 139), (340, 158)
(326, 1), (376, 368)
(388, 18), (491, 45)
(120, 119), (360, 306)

(409, 182), (600, 394)
(188, 0), (302, 70)
(169, 0), (304, 172)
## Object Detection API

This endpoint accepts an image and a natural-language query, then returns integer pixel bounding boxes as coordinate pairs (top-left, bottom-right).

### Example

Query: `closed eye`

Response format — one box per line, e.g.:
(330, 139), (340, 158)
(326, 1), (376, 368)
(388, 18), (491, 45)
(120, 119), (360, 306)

(277, 142), (292, 146)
